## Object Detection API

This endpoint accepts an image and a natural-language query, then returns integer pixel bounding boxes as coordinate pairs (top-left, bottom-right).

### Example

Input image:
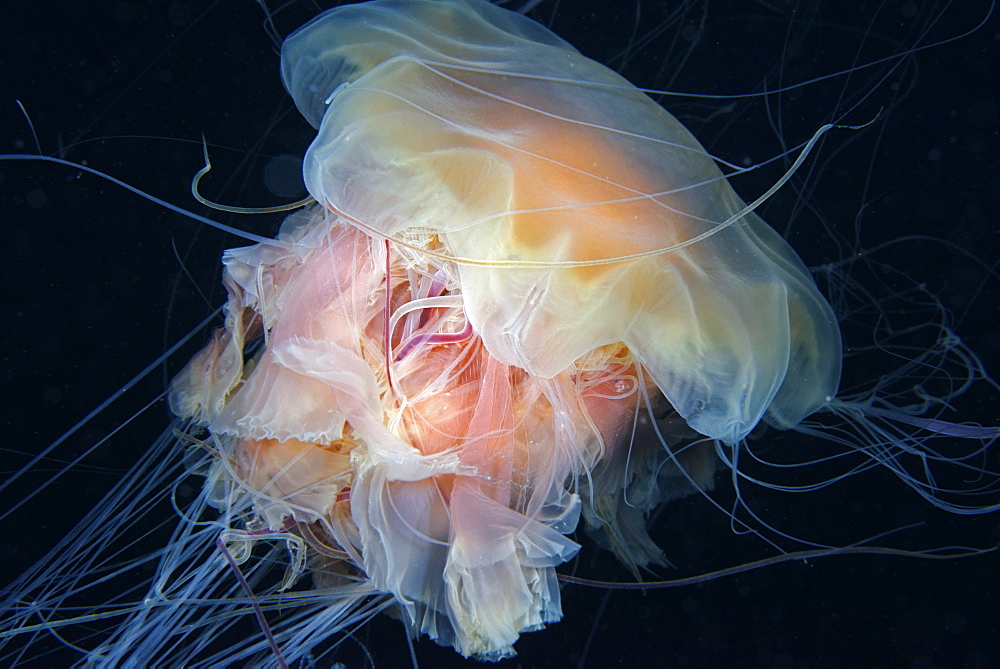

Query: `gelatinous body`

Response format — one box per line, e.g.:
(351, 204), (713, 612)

(162, 0), (849, 658)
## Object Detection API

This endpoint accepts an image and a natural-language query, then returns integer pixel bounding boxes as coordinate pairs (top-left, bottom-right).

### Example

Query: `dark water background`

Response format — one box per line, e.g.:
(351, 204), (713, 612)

(2, 1), (998, 667)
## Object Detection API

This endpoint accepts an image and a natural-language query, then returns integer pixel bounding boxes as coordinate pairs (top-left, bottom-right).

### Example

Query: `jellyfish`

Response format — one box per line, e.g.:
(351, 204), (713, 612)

(2, 0), (998, 666)
(166, 0), (847, 657)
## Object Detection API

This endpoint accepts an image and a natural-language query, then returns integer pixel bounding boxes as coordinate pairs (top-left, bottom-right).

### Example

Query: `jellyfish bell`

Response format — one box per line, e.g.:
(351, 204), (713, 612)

(2, 0), (998, 666)
(282, 0), (843, 441)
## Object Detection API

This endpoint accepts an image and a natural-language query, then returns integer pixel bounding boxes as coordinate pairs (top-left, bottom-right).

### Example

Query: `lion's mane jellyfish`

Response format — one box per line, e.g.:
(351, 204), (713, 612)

(167, 0), (843, 659)
(3, 0), (997, 666)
